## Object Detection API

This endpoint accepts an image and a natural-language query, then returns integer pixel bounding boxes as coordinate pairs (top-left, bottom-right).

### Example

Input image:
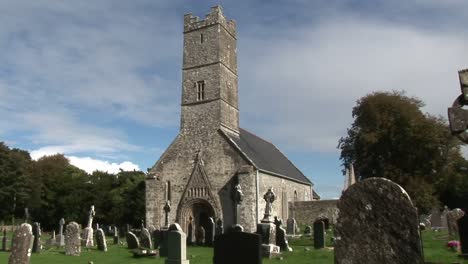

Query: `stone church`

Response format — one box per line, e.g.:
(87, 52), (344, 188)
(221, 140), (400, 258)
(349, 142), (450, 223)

(146, 6), (316, 234)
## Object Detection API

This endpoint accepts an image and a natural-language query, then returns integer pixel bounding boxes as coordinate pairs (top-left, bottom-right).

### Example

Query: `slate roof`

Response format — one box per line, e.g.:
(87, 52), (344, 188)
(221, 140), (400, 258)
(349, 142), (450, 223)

(223, 128), (313, 185)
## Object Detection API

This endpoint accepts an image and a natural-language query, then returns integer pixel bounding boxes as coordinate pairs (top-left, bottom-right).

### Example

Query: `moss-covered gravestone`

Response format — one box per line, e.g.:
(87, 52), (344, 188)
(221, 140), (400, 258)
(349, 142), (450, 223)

(126, 232), (140, 249)
(65, 222), (81, 256)
(8, 223), (34, 264)
(96, 228), (107, 252)
(335, 178), (423, 264)
(313, 220), (325, 249)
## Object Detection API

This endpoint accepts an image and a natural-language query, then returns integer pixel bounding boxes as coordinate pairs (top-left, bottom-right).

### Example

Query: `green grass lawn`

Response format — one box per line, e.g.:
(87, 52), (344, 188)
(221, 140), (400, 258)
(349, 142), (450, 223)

(0, 230), (465, 263)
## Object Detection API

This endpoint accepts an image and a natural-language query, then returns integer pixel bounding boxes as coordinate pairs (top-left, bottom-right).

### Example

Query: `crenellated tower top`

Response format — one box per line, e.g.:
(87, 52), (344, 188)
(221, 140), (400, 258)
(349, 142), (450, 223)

(184, 6), (236, 38)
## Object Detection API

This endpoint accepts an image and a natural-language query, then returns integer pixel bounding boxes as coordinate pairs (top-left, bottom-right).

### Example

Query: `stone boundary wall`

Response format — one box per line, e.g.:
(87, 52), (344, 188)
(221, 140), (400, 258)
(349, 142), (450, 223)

(288, 200), (339, 227)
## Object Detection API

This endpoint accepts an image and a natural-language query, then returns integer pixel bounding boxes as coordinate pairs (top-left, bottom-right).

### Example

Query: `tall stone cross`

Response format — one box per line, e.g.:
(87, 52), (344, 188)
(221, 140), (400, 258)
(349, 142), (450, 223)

(231, 183), (243, 224)
(164, 200), (171, 228)
(262, 188), (276, 223)
(448, 69), (468, 143)
(87, 205), (95, 228)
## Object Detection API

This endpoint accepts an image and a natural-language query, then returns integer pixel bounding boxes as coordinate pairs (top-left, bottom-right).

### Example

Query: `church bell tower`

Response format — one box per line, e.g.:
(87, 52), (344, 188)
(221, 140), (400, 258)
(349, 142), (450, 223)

(180, 6), (239, 135)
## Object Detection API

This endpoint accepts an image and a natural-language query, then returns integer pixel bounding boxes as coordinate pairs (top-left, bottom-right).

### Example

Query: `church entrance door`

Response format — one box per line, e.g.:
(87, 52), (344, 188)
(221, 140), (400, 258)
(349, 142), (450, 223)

(177, 198), (215, 244)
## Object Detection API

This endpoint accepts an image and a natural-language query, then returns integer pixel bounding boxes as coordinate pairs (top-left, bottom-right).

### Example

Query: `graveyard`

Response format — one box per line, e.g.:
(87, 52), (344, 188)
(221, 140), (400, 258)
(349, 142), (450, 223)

(0, 228), (466, 263)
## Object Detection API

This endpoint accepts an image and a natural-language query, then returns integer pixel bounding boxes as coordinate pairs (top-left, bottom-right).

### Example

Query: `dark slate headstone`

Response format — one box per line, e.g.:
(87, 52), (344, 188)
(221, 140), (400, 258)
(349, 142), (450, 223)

(113, 227), (119, 245)
(139, 228), (152, 249)
(276, 226), (292, 252)
(304, 225), (311, 235)
(335, 178), (424, 264)
(213, 230), (262, 264)
(313, 220), (325, 249)
(206, 217), (215, 246)
(8, 223), (34, 264)
(96, 228), (107, 252)
(126, 232), (140, 249)
(215, 219), (223, 237)
(458, 210), (468, 256)
(32, 222), (41, 253)
(286, 218), (296, 235)
(158, 229), (169, 257)
(153, 229), (161, 249)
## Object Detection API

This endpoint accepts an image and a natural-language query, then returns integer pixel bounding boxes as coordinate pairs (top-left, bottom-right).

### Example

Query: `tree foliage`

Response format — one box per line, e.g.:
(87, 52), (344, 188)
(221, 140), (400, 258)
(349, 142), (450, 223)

(0, 143), (145, 229)
(339, 91), (467, 213)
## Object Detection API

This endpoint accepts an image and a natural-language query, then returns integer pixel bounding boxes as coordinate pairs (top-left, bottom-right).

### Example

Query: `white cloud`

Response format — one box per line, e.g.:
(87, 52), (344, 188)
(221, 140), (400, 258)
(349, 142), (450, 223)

(30, 147), (139, 174)
(68, 156), (140, 174)
(240, 15), (468, 153)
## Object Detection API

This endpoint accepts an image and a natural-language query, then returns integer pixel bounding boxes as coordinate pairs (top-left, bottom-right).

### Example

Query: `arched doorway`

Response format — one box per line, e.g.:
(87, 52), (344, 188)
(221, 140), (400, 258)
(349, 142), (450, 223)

(177, 198), (216, 243)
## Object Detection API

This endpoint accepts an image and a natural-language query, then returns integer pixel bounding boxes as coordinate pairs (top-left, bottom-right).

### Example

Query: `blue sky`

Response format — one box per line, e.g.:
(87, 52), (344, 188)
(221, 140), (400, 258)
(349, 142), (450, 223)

(1, 0), (467, 199)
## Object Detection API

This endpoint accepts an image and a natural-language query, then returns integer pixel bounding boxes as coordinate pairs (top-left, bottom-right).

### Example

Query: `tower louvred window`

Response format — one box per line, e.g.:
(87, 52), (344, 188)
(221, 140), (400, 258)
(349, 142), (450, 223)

(197, 81), (205, 101)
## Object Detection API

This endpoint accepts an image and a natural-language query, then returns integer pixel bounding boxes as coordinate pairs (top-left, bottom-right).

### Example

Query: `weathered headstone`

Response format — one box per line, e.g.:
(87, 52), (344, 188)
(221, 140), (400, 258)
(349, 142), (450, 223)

(165, 223), (189, 264)
(286, 218), (297, 235)
(56, 218), (65, 247)
(256, 188), (280, 258)
(430, 208), (442, 228)
(126, 232), (140, 249)
(8, 223), (34, 264)
(213, 226), (262, 264)
(47, 231), (56, 247)
(304, 225), (311, 236)
(2, 229), (8, 251)
(113, 227), (119, 245)
(65, 221), (81, 256)
(32, 222), (42, 253)
(206, 217), (215, 246)
(441, 206), (449, 230)
(82, 205), (95, 247)
(195, 226), (205, 245)
(313, 220), (325, 249)
(447, 208), (465, 240)
(458, 211), (468, 256)
(334, 178), (424, 264)
(139, 228), (153, 249)
(215, 219), (223, 237)
(96, 228), (107, 252)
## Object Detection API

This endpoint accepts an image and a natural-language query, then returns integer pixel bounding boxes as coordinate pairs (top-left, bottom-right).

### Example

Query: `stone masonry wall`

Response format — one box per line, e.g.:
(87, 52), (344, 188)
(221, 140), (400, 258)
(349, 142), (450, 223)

(257, 172), (312, 222)
(288, 200), (339, 227)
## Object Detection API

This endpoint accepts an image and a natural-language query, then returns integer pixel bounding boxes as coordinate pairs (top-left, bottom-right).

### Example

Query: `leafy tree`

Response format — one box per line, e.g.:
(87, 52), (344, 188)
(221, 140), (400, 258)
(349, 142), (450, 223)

(339, 91), (466, 213)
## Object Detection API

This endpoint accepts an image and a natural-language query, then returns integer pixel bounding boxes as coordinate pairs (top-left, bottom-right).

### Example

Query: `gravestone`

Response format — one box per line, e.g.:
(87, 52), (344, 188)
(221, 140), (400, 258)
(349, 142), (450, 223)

(187, 221), (194, 245)
(256, 188), (280, 258)
(447, 208), (465, 240)
(165, 223), (189, 264)
(65, 222), (81, 256)
(153, 229), (161, 249)
(56, 218), (65, 247)
(213, 226), (262, 264)
(82, 205), (95, 247)
(458, 211), (468, 257)
(2, 229), (7, 251)
(196, 226), (205, 245)
(313, 220), (325, 249)
(126, 232), (140, 249)
(274, 218), (292, 252)
(304, 225), (311, 235)
(334, 178), (423, 264)
(215, 219), (223, 237)
(159, 229), (169, 257)
(139, 228), (153, 249)
(430, 208), (442, 228)
(47, 231), (56, 247)
(286, 218), (297, 235)
(8, 223), (34, 264)
(32, 222), (42, 253)
(441, 206), (449, 230)
(113, 227), (119, 245)
(206, 217), (215, 246)
(96, 228), (107, 252)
